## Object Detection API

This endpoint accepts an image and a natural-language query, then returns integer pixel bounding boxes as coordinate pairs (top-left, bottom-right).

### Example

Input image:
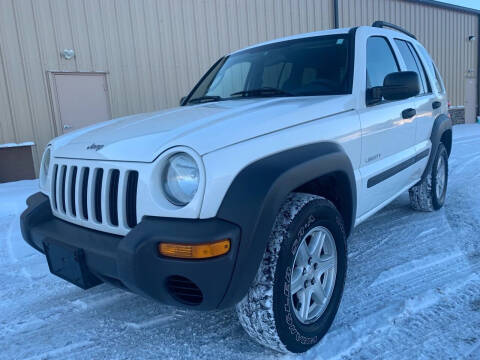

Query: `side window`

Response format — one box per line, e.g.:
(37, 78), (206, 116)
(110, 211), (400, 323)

(394, 39), (430, 94)
(366, 37), (399, 89)
(418, 45), (445, 93)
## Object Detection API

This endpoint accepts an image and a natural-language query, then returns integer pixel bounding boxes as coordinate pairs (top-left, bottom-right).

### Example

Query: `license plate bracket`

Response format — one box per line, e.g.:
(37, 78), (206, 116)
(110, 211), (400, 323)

(43, 241), (101, 289)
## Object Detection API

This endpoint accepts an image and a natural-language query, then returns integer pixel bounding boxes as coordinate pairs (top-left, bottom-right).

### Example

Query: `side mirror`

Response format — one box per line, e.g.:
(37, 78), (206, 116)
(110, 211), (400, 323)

(179, 96), (187, 106)
(367, 71), (420, 105)
(382, 71), (420, 101)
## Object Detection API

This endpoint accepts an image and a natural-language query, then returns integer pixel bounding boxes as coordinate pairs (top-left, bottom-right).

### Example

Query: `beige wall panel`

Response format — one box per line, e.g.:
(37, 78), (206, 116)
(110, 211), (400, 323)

(0, 1), (37, 156)
(49, 0), (76, 72)
(67, 0), (93, 72)
(83, 0), (108, 72)
(0, 49), (16, 144)
(338, 0), (478, 107)
(12, 0), (54, 173)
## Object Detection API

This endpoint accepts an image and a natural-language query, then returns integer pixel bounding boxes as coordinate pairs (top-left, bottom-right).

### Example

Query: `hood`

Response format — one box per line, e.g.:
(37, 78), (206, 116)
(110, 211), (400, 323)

(52, 95), (355, 162)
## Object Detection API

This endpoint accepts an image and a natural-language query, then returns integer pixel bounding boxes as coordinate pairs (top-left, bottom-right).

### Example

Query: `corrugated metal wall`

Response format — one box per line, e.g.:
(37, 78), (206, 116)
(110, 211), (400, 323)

(0, 0), (478, 176)
(0, 0), (333, 173)
(338, 0), (479, 107)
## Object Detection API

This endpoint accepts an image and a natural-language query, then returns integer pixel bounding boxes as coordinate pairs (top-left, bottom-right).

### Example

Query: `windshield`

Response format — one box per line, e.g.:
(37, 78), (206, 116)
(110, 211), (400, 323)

(185, 34), (352, 105)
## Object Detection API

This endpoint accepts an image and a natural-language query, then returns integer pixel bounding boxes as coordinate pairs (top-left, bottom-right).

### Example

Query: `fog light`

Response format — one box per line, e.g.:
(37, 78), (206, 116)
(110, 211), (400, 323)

(158, 240), (230, 259)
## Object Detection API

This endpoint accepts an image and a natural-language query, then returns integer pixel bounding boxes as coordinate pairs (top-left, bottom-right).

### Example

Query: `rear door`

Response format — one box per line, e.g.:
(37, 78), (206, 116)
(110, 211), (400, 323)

(415, 45), (448, 138)
(394, 39), (438, 174)
(357, 36), (418, 217)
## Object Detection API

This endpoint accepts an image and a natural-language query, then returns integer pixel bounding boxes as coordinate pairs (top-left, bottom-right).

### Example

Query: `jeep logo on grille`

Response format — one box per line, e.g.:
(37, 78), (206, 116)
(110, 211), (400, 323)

(86, 143), (104, 151)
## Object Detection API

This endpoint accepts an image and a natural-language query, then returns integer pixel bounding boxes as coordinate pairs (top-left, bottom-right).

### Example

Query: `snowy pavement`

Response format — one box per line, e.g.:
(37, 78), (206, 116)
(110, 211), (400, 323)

(1, 124), (480, 360)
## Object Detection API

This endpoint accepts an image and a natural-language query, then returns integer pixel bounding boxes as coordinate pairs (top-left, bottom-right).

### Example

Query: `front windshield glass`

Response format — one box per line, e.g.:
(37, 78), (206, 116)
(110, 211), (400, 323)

(186, 34), (351, 105)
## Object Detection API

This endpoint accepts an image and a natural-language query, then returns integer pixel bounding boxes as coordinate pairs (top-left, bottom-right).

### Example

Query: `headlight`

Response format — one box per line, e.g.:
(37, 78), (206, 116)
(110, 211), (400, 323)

(162, 153), (199, 206)
(42, 147), (51, 178)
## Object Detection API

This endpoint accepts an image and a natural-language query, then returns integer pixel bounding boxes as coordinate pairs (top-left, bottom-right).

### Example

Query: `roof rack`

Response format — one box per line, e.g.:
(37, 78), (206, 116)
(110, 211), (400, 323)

(372, 21), (417, 40)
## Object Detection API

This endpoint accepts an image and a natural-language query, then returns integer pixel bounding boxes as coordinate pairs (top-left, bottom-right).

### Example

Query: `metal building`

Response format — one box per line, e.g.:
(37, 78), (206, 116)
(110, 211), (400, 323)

(0, 0), (478, 181)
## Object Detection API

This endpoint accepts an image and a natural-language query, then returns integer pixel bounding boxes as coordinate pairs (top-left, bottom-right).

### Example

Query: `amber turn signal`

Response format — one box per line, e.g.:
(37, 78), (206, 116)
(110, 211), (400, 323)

(158, 239), (230, 259)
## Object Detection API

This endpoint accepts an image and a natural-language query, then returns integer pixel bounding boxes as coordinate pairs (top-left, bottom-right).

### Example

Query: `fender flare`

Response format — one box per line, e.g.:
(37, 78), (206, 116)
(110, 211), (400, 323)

(421, 113), (452, 180)
(216, 142), (356, 308)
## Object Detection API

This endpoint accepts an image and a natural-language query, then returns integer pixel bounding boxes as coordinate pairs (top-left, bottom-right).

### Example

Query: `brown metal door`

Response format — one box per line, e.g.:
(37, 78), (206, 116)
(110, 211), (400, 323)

(52, 73), (111, 134)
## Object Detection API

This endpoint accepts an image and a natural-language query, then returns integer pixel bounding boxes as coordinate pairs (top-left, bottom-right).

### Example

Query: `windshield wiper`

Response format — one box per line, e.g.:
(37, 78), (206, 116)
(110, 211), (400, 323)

(188, 95), (223, 104)
(230, 87), (294, 98)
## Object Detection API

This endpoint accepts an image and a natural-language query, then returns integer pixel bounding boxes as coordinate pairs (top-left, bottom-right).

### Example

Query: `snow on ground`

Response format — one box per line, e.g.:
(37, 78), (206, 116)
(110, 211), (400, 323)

(1, 124), (480, 360)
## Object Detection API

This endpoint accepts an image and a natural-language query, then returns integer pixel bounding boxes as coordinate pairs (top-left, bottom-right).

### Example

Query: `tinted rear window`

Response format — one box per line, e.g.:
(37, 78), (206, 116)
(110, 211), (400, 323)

(395, 39), (431, 94)
(417, 45), (445, 93)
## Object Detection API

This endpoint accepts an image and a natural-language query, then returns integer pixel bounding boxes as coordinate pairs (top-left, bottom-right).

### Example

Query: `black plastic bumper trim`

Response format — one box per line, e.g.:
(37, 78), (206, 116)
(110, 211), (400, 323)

(21, 192), (241, 310)
(367, 148), (430, 188)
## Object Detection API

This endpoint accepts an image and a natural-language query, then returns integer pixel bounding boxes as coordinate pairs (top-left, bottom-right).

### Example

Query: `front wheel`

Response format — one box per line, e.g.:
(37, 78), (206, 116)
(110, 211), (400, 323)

(236, 193), (347, 353)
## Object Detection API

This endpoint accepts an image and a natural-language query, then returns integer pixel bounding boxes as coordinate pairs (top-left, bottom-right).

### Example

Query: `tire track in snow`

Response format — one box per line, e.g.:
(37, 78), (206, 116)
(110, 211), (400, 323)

(125, 314), (177, 330)
(70, 291), (134, 311)
(371, 251), (464, 287)
(334, 228), (480, 334)
(451, 152), (480, 175)
(373, 280), (480, 360)
(311, 275), (480, 360)
(414, 227), (437, 239)
(23, 341), (94, 360)
(5, 213), (19, 264)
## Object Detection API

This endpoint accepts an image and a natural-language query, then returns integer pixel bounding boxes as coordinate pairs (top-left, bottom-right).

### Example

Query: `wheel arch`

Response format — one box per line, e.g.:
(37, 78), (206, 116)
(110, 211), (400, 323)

(422, 113), (452, 180)
(441, 128), (452, 156)
(294, 171), (354, 237)
(216, 142), (356, 308)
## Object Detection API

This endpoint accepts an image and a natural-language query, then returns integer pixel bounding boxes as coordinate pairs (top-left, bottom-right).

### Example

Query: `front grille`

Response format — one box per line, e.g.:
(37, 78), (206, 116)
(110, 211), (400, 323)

(50, 163), (139, 231)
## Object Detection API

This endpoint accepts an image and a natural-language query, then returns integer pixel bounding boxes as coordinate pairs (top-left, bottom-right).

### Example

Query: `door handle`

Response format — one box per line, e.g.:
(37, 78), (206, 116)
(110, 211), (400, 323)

(401, 108), (416, 119)
(432, 101), (441, 109)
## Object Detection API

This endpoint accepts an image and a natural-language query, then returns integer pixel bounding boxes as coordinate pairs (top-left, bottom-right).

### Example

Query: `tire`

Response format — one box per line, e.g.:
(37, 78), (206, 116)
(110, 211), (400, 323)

(409, 143), (448, 211)
(236, 193), (347, 353)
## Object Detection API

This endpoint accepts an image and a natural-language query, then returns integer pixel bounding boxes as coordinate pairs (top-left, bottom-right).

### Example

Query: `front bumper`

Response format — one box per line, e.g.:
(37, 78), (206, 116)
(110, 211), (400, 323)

(20, 192), (241, 310)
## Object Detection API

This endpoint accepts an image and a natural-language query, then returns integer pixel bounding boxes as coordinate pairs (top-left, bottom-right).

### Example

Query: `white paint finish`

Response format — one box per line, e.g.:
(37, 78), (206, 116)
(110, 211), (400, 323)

(352, 27), (426, 216)
(50, 73), (111, 134)
(41, 25), (450, 236)
(51, 95), (356, 162)
(413, 42), (448, 145)
(200, 110), (362, 218)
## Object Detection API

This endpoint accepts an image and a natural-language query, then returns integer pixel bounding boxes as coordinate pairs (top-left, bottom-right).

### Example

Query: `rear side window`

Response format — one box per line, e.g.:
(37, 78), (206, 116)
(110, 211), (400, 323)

(366, 37), (399, 89)
(417, 45), (445, 93)
(395, 39), (431, 94)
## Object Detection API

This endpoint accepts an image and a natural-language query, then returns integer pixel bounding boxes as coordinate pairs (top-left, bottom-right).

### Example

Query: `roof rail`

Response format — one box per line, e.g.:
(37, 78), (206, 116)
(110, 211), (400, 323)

(372, 21), (417, 40)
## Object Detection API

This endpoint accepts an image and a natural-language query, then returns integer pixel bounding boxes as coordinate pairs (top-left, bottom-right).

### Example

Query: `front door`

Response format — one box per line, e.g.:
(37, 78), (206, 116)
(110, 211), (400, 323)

(50, 73), (111, 134)
(357, 36), (418, 218)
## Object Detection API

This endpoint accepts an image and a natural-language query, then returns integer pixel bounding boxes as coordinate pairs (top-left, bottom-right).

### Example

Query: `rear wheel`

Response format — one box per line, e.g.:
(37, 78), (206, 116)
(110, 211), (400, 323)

(236, 193), (347, 353)
(409, 143), (449, 211)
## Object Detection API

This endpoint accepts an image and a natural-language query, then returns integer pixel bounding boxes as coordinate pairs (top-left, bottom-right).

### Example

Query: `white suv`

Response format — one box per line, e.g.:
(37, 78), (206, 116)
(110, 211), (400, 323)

(21, 22), (451, 353)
